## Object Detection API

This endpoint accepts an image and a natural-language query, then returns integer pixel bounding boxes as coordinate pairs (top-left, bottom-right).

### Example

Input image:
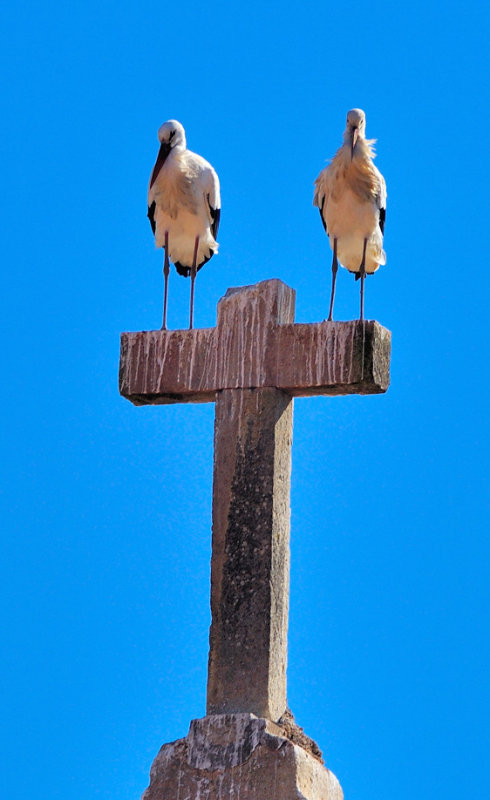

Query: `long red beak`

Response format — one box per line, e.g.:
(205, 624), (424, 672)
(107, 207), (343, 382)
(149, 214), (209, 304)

(351, 127), (359, 159)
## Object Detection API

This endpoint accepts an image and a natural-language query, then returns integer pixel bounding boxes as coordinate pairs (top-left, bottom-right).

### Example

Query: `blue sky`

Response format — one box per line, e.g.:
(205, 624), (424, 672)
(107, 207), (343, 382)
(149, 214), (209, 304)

(1, 1), (489, 798)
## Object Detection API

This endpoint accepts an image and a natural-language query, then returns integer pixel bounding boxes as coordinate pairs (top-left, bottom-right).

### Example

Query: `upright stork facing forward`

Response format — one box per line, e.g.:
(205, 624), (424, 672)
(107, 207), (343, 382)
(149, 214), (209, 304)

(147, 120), (221, 329)
(313, 109), (386, 321)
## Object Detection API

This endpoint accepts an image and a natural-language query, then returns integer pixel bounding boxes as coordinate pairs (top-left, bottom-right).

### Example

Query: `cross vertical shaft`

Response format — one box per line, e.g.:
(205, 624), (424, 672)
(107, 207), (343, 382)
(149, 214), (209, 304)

(208, 387), (292, 719)
(206, 280), (295, 720)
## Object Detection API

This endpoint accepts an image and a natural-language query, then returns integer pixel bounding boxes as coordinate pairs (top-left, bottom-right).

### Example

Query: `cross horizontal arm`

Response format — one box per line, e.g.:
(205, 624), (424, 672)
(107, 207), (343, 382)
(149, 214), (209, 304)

(119, 320), (390, 405)
(119, 328), (218, 405)
(275, 320), (391, 396)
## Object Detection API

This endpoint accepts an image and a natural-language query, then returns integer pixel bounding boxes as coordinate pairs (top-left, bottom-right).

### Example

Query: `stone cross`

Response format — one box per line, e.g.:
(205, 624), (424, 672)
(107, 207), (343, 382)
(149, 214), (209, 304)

(119, 279), (391, 725)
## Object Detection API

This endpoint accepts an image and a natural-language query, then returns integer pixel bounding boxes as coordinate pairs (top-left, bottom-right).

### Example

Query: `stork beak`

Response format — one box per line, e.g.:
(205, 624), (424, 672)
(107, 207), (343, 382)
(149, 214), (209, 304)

(149, 140), (172, 189)
(351, 127), (359, 160)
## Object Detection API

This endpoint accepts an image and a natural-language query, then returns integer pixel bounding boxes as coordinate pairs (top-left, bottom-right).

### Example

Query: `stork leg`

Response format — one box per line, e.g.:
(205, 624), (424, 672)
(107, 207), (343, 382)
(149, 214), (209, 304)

(359, 237), (368, 321)
(328, 237), (338, 322)
(189, 235), (200, 330)
(162, 231), (170, 330)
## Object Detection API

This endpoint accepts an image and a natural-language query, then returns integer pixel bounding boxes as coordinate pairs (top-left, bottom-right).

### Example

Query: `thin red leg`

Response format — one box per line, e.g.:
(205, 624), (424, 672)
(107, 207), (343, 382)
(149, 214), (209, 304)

(359, 237), (368, 321)
(162, 231), (170, 330)
(189, 235), (199, 330)
(328, 237), (338, 321)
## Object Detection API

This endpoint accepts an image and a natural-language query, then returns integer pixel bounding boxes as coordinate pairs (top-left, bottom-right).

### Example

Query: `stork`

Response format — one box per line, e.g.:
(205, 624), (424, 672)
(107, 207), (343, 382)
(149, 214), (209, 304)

(313, 109), (386, 321)
(147, 120), (221, 329)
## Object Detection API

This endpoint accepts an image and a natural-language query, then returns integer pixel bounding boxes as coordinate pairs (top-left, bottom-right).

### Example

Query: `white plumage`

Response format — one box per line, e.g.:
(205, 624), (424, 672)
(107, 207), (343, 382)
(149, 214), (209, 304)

(313, 108), (386, 320)
(147, 120), (221, 328)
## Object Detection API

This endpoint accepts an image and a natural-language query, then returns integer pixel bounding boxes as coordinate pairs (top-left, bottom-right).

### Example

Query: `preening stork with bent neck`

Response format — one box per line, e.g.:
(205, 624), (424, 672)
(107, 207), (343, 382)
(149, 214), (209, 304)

(314, 108), (387, 321)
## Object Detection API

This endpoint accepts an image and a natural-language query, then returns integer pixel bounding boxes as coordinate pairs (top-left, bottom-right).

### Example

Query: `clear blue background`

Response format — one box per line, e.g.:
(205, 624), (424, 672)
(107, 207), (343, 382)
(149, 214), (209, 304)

(1, 1), (489, 798)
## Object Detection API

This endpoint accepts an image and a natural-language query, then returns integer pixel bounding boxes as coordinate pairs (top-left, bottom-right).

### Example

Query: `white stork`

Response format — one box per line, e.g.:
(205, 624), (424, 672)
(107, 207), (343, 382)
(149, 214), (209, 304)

(147, 120), (221, 329)
(313, 109), (386, 321)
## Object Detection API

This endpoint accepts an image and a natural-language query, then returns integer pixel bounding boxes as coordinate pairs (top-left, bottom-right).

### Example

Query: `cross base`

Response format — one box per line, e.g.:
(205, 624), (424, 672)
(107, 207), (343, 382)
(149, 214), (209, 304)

(142, 713), (343, 800)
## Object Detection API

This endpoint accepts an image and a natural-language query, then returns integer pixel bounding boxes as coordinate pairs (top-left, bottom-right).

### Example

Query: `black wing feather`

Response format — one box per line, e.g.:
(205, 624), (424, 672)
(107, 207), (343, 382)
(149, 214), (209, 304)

(147, 201), (156, 234)
(319, 197), (327, 233)
(379, 206), (386, 235)
(174, 256), (210, 276)
(207, 194), (221, 240)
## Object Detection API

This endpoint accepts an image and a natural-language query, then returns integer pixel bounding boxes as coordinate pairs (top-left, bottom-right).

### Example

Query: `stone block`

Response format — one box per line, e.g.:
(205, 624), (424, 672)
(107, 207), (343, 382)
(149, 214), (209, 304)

(142, 714), (343, 800)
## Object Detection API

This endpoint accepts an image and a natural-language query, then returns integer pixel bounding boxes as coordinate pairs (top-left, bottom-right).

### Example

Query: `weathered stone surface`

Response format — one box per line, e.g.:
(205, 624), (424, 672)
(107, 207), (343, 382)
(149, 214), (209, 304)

(207, 387), (292, 720)
(205, 282), (296, 721)
(214, 280), (295, 389)
(119, 327), (217, 404)
(142, 714), (343, 800)
(275, 319), (391, 396)
(119, 280), (391, 405)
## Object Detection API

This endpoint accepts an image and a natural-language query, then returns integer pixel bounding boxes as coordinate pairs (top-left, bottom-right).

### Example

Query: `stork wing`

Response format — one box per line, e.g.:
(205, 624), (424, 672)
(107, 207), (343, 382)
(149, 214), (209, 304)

(203, 165), (221, 240)
(147, 200), (156, 234)
(375, 167), (387, 235)
(379, 206), (386, 235)
(209, 201), (220, 240)
(313, 169), (329, 234)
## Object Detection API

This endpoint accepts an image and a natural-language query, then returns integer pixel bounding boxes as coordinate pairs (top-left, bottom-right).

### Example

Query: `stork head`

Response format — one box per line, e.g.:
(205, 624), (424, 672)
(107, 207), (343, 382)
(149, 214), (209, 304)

(344, 108), (366, 159)
(149, 120), (186, 189)
(157, 119), (186, 151)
